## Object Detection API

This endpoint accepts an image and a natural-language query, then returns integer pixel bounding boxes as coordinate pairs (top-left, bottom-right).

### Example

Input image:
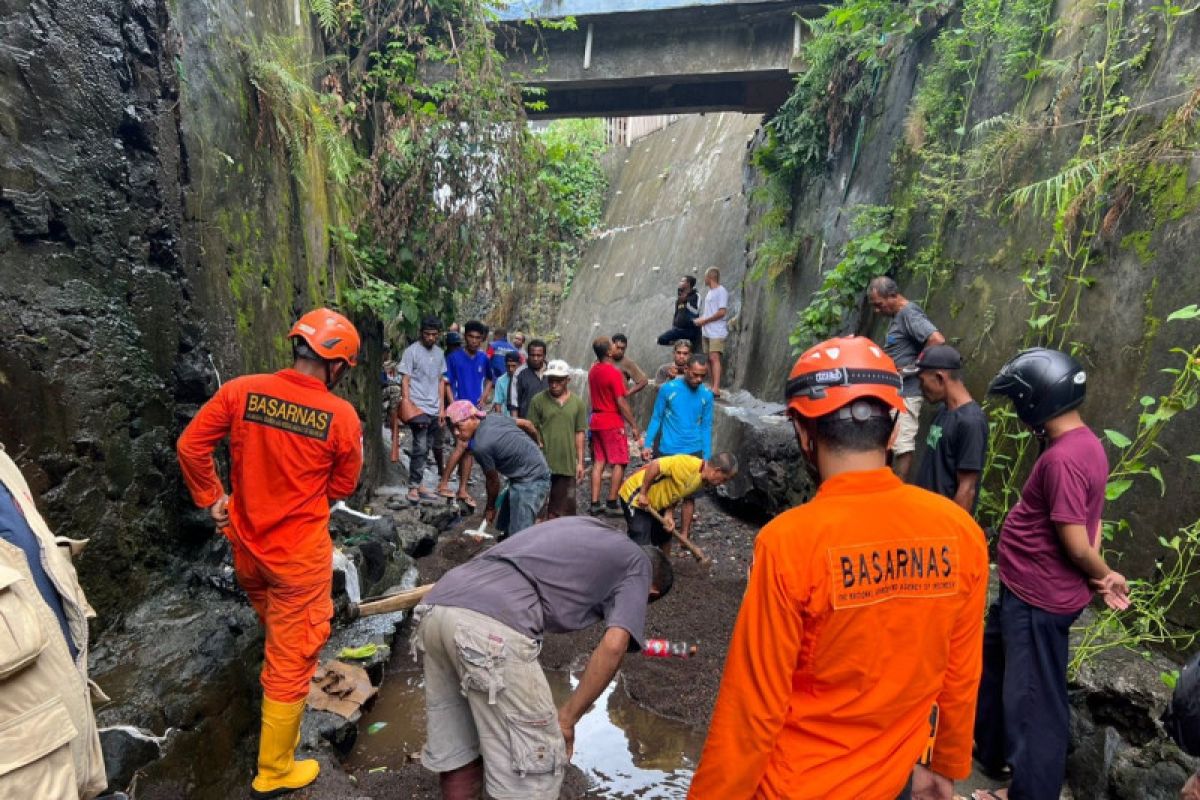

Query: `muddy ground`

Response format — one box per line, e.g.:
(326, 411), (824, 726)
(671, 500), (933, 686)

(306, 488), (755, 800)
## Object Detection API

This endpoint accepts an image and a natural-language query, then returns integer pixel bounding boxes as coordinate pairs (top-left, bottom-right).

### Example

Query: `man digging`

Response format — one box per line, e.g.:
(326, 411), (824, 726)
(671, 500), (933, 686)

(412, 517), (674, 799)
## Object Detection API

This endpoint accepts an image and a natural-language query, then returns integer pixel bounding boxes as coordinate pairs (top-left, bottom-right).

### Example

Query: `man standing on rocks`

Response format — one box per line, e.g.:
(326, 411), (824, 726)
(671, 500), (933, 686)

(413, 517), (672, 800)
(690, 336), (988, 800)
(177, 308), (363, 799)
(439, 320), (492, 510)
(868, 276), (946, 482)
(445, 400), (550, 537)
(1, 445), (108, 799)
(528, 360), (587, 518)
(904, 345), (990, 515)
(973, 348), (1130, 800)
(611, 333), (649, 397)
(400, 316), (448, 504)
(640, 353), (714, 542)
(512, 338), (549, 419)
(655, 339), (693, 385)
(656, 275), (701, 352)
(619, 453), (737, 555)
(694, 267), (729, 398)
(588, 336), (642, 517)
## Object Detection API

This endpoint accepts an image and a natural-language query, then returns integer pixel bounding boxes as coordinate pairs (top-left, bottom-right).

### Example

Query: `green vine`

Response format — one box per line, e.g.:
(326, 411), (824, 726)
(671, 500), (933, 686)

(788, 205), (904, 351)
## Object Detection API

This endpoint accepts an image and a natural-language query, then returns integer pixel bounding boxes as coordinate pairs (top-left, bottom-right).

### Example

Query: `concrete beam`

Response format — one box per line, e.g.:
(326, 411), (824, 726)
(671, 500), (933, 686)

(497, 3), (808, 86)
(526, 73), (794, 118)
(494, 0), (793, 22)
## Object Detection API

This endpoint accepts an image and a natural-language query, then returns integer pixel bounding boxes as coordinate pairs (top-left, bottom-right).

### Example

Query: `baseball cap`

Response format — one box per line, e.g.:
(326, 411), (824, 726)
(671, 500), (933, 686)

(445, 400), (486, 424)
(544, 359), (572, 378)
(901, 344), (963, 375)
(445, 331), (463, 346)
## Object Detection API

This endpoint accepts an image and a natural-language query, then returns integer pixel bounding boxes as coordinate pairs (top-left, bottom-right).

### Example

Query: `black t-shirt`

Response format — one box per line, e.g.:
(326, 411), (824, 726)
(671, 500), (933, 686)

(514, 366), (547, 419)
(915, 401), (989, 513)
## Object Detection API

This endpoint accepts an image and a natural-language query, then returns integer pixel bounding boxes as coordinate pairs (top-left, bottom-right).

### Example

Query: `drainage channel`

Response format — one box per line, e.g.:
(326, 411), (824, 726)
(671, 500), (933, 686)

(345, 662), (706, 798)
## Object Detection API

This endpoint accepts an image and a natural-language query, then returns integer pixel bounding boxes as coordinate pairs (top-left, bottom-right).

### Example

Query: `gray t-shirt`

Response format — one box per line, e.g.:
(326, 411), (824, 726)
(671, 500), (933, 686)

(472, 414), (551, 483)
(884, 302), (938, 395)
(398, 341), (446, 416)
(424, 517), (652, 648)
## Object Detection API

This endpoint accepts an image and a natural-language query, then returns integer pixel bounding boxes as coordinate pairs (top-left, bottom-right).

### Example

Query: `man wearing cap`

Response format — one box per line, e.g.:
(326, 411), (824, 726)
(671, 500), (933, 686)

(903, 345), (990, 515)
(528, 360), (588, 518)
(868, 276), (946, 481)
(445, 400), (551, 536)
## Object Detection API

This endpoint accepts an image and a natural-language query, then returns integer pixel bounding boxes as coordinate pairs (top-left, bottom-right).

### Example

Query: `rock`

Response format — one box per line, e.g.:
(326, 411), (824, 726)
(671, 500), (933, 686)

(1065, 628), (1197, 798)
(99, 725), (164, 792)
(711, 389), (814, 519)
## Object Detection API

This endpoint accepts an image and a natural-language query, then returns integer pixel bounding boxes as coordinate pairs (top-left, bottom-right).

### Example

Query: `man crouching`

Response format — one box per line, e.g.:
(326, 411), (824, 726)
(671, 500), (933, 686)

(413, 516), (673, 799)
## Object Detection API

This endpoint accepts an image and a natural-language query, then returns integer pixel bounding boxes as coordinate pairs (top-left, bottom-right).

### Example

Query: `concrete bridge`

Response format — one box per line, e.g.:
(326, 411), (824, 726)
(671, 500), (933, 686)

(492, 0), (816, 118)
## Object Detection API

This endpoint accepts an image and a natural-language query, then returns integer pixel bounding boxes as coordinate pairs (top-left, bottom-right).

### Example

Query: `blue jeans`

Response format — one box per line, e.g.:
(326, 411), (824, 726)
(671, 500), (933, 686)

(974, 584), (1080, 800)
(501, 477), (551, 536)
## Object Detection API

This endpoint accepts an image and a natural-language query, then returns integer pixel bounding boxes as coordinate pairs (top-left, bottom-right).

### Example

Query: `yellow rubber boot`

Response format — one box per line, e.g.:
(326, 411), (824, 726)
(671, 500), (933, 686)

(249, 697), (320, 799)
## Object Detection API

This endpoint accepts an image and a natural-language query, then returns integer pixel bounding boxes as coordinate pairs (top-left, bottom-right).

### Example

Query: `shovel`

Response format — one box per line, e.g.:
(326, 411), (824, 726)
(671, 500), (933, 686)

(346, 583), (435, 620)
(641, 505), (712, 567)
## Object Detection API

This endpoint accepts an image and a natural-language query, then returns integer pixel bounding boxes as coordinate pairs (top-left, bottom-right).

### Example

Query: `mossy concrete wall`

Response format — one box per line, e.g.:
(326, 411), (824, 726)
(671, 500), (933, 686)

(0, 0), (347, 619)
(556, 0), (1200, 588)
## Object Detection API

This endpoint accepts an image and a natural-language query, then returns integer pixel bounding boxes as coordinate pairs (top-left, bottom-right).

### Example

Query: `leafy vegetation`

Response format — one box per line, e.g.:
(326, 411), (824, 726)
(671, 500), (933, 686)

(789, 206), (903, 350)
(244, 0), (609, 338)
(752, 0), (1200, 667)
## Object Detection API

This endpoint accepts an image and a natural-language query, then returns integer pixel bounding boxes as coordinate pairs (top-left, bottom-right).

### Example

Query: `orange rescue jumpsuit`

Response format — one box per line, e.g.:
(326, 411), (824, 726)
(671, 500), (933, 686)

(689, 468), (988, 800)
(177, 369), (363, 702)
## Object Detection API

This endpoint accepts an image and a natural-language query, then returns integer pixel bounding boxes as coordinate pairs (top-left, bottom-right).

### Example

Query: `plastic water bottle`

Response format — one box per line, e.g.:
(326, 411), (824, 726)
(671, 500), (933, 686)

(642, 639), (698, 658)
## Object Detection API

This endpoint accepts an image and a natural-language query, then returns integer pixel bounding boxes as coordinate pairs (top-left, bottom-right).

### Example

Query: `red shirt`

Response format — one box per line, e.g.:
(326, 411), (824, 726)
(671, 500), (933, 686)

(588, 362), (627, 431)
(177, 369), (363, 582)
(998, 426), (1108, 614)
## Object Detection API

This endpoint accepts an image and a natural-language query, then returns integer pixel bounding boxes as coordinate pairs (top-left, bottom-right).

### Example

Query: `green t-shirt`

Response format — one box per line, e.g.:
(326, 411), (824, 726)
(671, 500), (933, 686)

(528, 391), (588, 476)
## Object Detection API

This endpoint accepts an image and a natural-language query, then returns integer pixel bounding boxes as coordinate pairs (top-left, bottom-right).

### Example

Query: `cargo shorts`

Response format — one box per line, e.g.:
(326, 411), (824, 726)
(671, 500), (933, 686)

(893, 395), (923, 455)
(413, 605), (566, 800)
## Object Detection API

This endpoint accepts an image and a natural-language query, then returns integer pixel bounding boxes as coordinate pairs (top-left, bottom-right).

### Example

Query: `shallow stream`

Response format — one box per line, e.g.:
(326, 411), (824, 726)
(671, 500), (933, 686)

(346, 659), (707, 798)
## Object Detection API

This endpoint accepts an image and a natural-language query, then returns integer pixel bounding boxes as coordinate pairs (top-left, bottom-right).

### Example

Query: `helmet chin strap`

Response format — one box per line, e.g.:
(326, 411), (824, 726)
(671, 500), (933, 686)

(325, 361), (347, 390)
(792, 419), (823, 485)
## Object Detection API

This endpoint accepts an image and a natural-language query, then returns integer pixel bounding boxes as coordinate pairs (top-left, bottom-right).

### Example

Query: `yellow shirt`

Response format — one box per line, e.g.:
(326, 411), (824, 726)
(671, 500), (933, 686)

(619, 454), (704, 511)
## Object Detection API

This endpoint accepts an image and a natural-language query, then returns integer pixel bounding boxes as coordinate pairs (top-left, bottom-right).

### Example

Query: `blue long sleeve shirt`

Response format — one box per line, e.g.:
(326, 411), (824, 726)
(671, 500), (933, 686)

(645, 378), (714, 459)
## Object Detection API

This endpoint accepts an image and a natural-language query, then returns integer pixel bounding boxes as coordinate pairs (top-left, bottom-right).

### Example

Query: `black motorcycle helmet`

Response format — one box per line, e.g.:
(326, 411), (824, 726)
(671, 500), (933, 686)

(1163, 651), (1200, 756)
(988, 347), (1088, 428)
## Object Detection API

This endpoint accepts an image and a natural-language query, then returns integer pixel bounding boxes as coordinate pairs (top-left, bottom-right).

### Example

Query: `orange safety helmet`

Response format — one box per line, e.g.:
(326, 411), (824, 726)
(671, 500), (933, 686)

(289, 308), (360, 367)
(786, 336), (905, 419)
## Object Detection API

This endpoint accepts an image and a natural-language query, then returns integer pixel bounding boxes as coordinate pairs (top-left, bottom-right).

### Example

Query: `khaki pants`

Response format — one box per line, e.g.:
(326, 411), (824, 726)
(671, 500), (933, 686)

(894, 395), (923, 455)
(414, 605), (566, 800)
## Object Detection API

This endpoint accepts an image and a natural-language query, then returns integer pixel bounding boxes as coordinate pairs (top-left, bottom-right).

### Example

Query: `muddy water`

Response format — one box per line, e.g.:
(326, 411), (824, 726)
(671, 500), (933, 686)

(346, 661), (706, 798)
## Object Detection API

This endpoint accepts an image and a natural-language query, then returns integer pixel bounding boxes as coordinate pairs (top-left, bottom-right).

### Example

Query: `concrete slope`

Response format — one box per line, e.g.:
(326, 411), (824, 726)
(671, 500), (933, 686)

(554, 112), (761, 380)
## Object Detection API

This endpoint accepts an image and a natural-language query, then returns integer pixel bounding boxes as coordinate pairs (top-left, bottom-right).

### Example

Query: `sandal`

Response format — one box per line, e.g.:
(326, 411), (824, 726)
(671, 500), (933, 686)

(406, 488), (421, 503)
(457, 495), (478, 512)
(418, 489), (441, 503)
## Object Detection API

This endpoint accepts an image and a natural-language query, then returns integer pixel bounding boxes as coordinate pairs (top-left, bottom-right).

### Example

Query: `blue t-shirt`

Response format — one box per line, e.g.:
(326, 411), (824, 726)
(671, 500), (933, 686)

(645, 378), (714, 459)
(445, 349), (490, 405)
(488, 339), (519, 381)
(0, 484), (77, 659)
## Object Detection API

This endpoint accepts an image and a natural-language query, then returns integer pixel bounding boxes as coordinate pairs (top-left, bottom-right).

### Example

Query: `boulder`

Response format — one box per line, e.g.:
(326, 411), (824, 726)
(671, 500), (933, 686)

(710, 389), (813, 519)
